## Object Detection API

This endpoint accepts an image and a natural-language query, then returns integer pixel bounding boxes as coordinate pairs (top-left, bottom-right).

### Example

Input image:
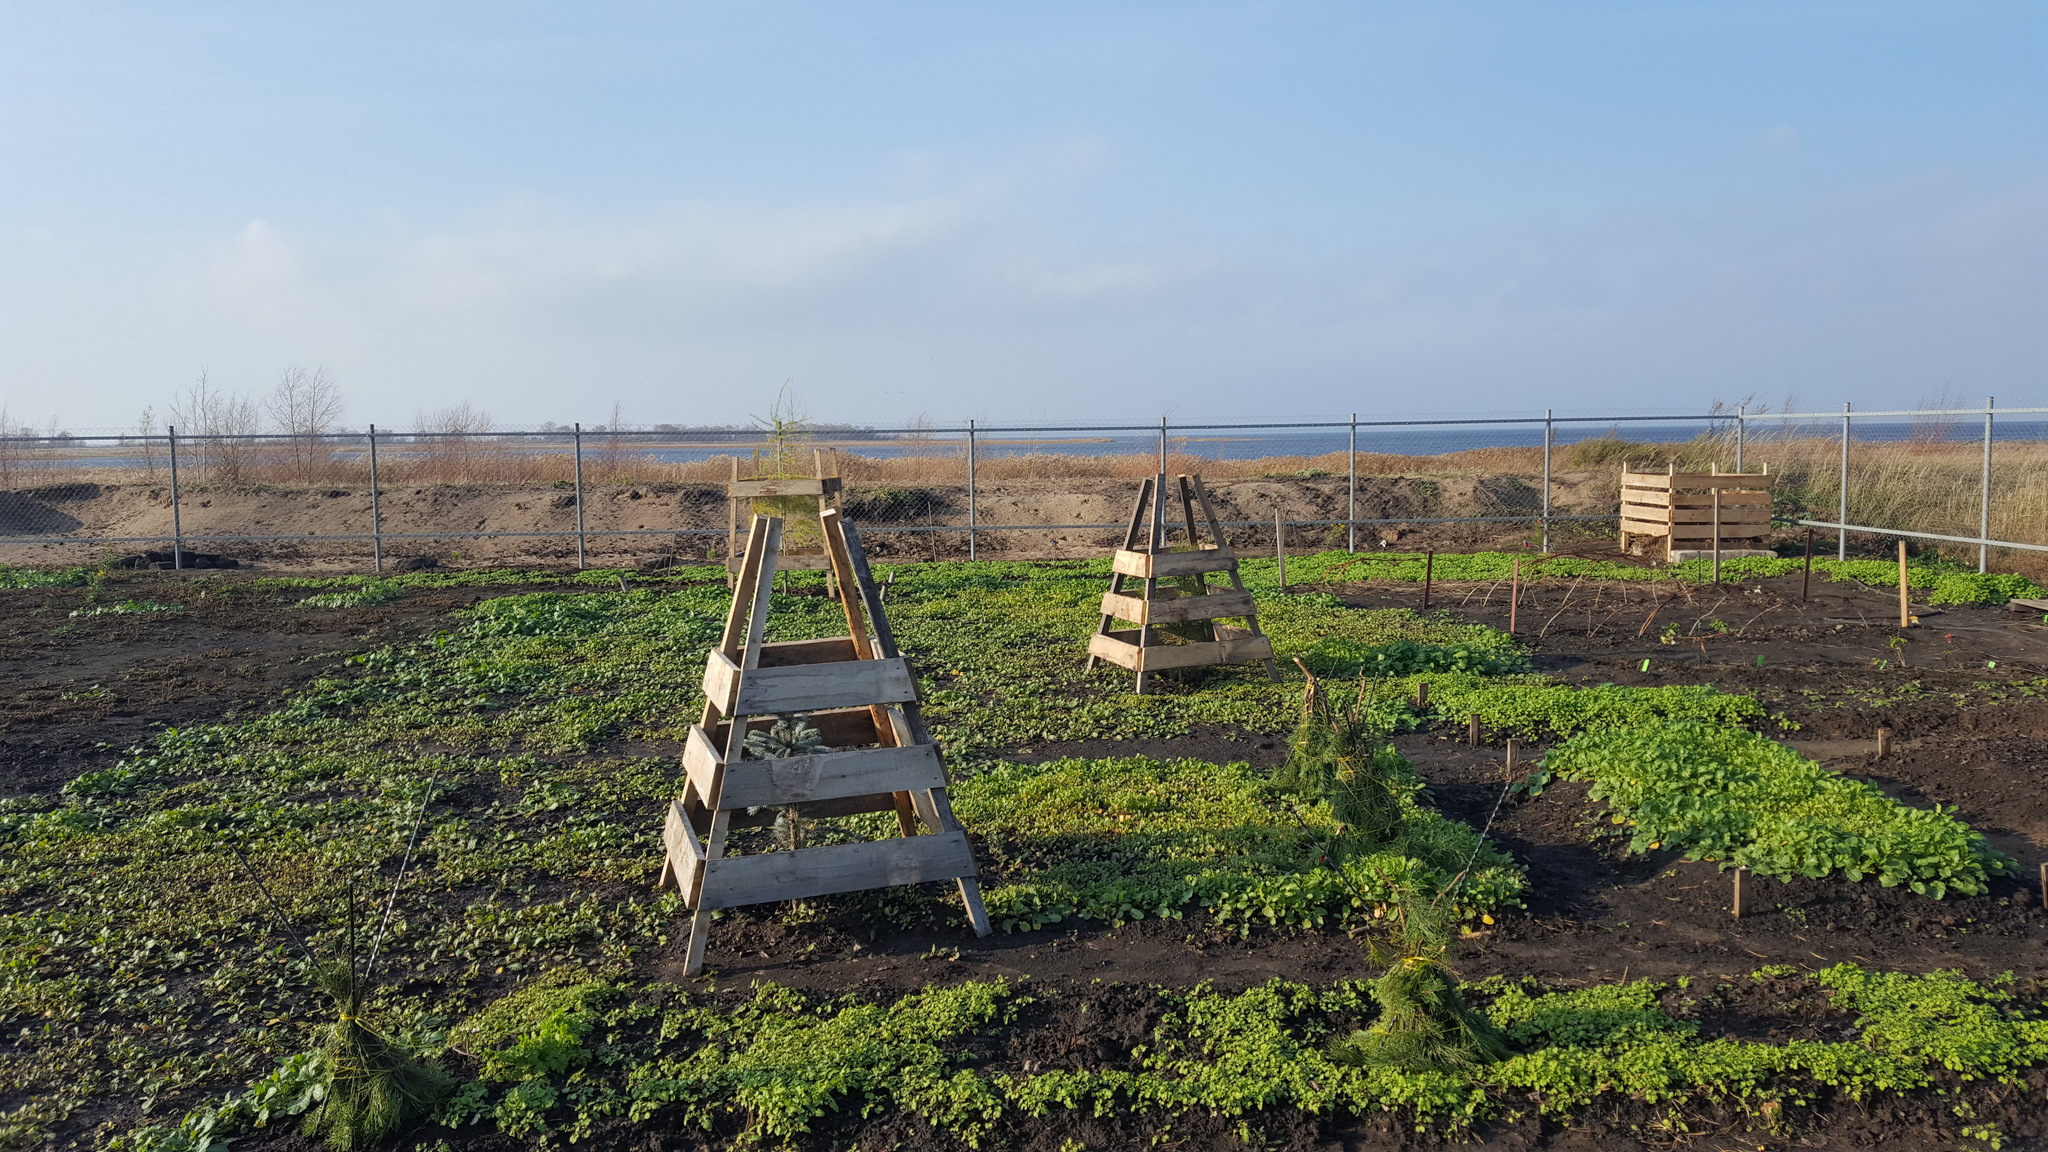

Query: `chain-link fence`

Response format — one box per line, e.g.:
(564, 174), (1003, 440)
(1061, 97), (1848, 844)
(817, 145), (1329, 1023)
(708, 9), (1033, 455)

(1, 405), (2044, 572)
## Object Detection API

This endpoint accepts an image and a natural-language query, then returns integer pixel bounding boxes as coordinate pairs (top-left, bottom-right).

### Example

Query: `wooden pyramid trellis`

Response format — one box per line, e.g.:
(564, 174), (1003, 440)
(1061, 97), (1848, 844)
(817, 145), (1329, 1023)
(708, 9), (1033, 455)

(1085, 472), (1277, 694)
(659, 508), (991, 975)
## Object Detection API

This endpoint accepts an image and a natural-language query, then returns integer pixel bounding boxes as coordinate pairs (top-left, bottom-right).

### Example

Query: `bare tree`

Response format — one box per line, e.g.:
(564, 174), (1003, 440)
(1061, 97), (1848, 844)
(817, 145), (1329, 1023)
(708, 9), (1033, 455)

(172, 371), (261, 483)
(0, 403), (16, 488)
(269, 366), (344, 483)
(136, 406), (161, 482)
(415, 402), (495, 481)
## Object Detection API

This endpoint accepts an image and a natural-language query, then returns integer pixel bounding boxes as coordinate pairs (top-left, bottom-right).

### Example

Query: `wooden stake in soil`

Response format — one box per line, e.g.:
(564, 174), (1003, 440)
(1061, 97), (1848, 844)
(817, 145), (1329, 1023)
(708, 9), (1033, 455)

(1711, 485), (1723, 584)
(1801, 528), (1814, 603)
(1422, 550), (1434, 611)
(1415, 681), (1429, 711)
(1275, 509), (1287, 590)
(2039, 862), (2047, 910)
(1897, 539), (1911, 628)
(1732, 868), (1745, 919)
(1876, 726), (1891, 760)
(1508, 559), (1520, 634)
(1505, 738), (1516, 773)
(1467, 713), (1481, 747)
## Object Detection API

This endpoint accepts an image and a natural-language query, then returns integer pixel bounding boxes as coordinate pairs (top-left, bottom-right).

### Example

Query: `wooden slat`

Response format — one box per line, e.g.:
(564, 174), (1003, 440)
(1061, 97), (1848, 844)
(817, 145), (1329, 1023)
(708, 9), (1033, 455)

(663, 800), (705, 897)
(726, 552), (835, 573)
(695, 830), (978, 910)
(1111, 547), (1240, 579)
(1621, 517), (1675, 534)
(1662, 509), (1773, 526)
(1101, 589), (1255, 625)
(733, 657), (917, 715)
(757, 637), (860, 668)
(1088, 630), (1275, 672)
(702, 650), (741, 714)
(683, 724), (723, 805)
(712, 744), (947, 811)
(729, 477), (842, 498)
(1621, 490), (1773, 508)
(1621, 472), (1768, 489)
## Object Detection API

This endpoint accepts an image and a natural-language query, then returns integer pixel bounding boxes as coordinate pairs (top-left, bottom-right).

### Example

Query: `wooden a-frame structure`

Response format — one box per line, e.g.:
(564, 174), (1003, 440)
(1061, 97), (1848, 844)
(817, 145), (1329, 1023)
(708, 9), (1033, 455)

(726, 451), (843, 577)
(660, 508), (991, 975)
(1085, 472), (1277, 694)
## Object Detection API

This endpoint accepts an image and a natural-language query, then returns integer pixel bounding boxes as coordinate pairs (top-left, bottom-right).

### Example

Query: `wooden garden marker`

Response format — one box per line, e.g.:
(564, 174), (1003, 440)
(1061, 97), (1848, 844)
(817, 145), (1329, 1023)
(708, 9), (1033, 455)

(1732, 868), (1745, 919)
(1415, 681), (1429, 711)
(1897, 540), (1911, 628)
(1505, 738), (1516, 773)
(1876, 727), (1891, 759)
(1508, 559), (1520, 634)
(1711, 485), (1723, 584)
(2039, 862), (2046, 909)
(1421, 550), (1434, 611)
(1275, 509), (1287, 590)
(1467, 713), (1481, 747)
(1801, 529), (1814, 603)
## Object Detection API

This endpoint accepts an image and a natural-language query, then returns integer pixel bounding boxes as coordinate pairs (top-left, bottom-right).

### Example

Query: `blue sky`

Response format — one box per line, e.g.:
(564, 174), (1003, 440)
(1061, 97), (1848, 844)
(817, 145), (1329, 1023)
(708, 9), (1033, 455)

(2, 1), (2044, 429)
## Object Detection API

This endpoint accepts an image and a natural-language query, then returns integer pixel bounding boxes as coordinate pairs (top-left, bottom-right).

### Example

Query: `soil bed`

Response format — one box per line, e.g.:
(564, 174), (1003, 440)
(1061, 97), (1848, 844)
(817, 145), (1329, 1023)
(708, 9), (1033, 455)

(5, 563), (2048, 1150)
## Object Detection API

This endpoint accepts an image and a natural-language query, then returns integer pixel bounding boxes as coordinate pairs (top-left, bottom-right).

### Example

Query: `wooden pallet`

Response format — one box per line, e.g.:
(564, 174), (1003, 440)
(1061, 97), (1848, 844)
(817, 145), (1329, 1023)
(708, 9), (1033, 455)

(660, 509), (991, 975)
(1084, 473), (1277, 693)
(1619, 464), (1775, 562)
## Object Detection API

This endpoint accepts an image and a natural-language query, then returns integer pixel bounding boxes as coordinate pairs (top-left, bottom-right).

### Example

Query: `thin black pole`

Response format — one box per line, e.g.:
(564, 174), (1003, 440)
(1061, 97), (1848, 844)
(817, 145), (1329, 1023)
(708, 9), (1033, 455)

(1801, 528), (1814, 603)
(966, 419), (978, 562)
(1347, 413), (1357, 553)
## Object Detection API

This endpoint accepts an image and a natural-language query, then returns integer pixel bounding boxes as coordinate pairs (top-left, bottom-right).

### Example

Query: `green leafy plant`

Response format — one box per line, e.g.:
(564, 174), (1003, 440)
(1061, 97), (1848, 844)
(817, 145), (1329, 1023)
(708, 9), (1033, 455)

(1546, 721), (2017, 896)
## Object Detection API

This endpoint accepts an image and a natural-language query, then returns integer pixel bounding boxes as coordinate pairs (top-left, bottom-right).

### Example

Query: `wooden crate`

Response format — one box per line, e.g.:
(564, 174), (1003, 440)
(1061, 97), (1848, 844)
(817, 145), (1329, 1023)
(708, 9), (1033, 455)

(1620, 465), (1776, 562)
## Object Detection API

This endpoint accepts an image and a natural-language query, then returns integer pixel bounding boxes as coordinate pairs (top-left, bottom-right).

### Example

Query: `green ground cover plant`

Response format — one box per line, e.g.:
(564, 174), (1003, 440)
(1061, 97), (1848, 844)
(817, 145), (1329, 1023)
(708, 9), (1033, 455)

(1546, 721), (2018, 896)
(129, 964), (2048, 1148)
(953, 754), (1523, 932)
(1273, 549), (2042, 606)
(1, 553), (2014, 1147)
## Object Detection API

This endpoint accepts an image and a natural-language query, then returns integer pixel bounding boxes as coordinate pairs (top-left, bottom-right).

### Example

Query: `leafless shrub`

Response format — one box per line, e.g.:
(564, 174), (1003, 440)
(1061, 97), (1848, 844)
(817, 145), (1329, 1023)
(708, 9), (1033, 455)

(172, 372), (261, 483)
(269, 366), (345, 483)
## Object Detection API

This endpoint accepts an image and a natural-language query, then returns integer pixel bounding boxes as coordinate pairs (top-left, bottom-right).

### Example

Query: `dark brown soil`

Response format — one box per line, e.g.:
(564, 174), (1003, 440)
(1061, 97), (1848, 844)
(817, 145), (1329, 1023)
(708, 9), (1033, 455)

(11, 565), (2048, 1150)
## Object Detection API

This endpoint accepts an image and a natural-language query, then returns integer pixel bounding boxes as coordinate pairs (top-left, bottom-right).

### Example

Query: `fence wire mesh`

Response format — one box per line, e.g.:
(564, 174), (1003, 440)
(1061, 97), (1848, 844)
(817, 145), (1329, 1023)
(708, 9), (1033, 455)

(1, 406), (2044, 572)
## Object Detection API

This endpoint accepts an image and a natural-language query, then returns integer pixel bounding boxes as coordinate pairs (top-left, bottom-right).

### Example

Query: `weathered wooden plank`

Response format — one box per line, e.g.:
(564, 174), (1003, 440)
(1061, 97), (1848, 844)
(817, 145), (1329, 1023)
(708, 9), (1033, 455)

(1100, 589), (1255, 625)
(1088, 630), (1274, 672)
(729, 477), (842, 498)
(1662, 509), (1773, 526)
(1621, 472), (1770, 489)
(726, 552), (836, 573)
(733, 657), (917, 715)
(757, 637), (860, 668)
(702, 650), (741, 714)
(695, 831), (978, 910)
(684, 725), (724, 804)
(1622, 490), (1772, 507)
(1111, 547), (1239, 579)
(663, 800), (705, 897)
(712, 743), (946, 810)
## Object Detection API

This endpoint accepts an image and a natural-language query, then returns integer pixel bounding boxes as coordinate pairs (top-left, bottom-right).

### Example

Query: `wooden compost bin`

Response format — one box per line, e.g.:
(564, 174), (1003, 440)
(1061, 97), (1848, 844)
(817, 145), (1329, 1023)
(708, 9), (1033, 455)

(1619, 465), (1775, 562)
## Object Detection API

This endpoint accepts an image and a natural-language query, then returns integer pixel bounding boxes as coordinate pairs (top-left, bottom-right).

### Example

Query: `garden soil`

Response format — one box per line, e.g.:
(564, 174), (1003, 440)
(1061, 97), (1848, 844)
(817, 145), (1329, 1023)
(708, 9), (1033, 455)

(7, 566), (2048, 1150)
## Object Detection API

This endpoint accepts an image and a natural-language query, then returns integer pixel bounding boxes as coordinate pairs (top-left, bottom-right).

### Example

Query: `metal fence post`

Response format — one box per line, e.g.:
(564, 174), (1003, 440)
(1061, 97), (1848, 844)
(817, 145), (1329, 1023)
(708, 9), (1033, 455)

(1734, 405), (1745, 473)
(1839, 402), (1851, 561)
(1158, 417), (1167, 474)
(368, 425), (383, 573)
(1980, 396), (1994, 573)
(166, 426), (184, 569)
(1541, 408), (1552, 553)
(573, 422), (586, 570)
(966, 419), (978, 562)
(1347, 413), (1357, 553)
